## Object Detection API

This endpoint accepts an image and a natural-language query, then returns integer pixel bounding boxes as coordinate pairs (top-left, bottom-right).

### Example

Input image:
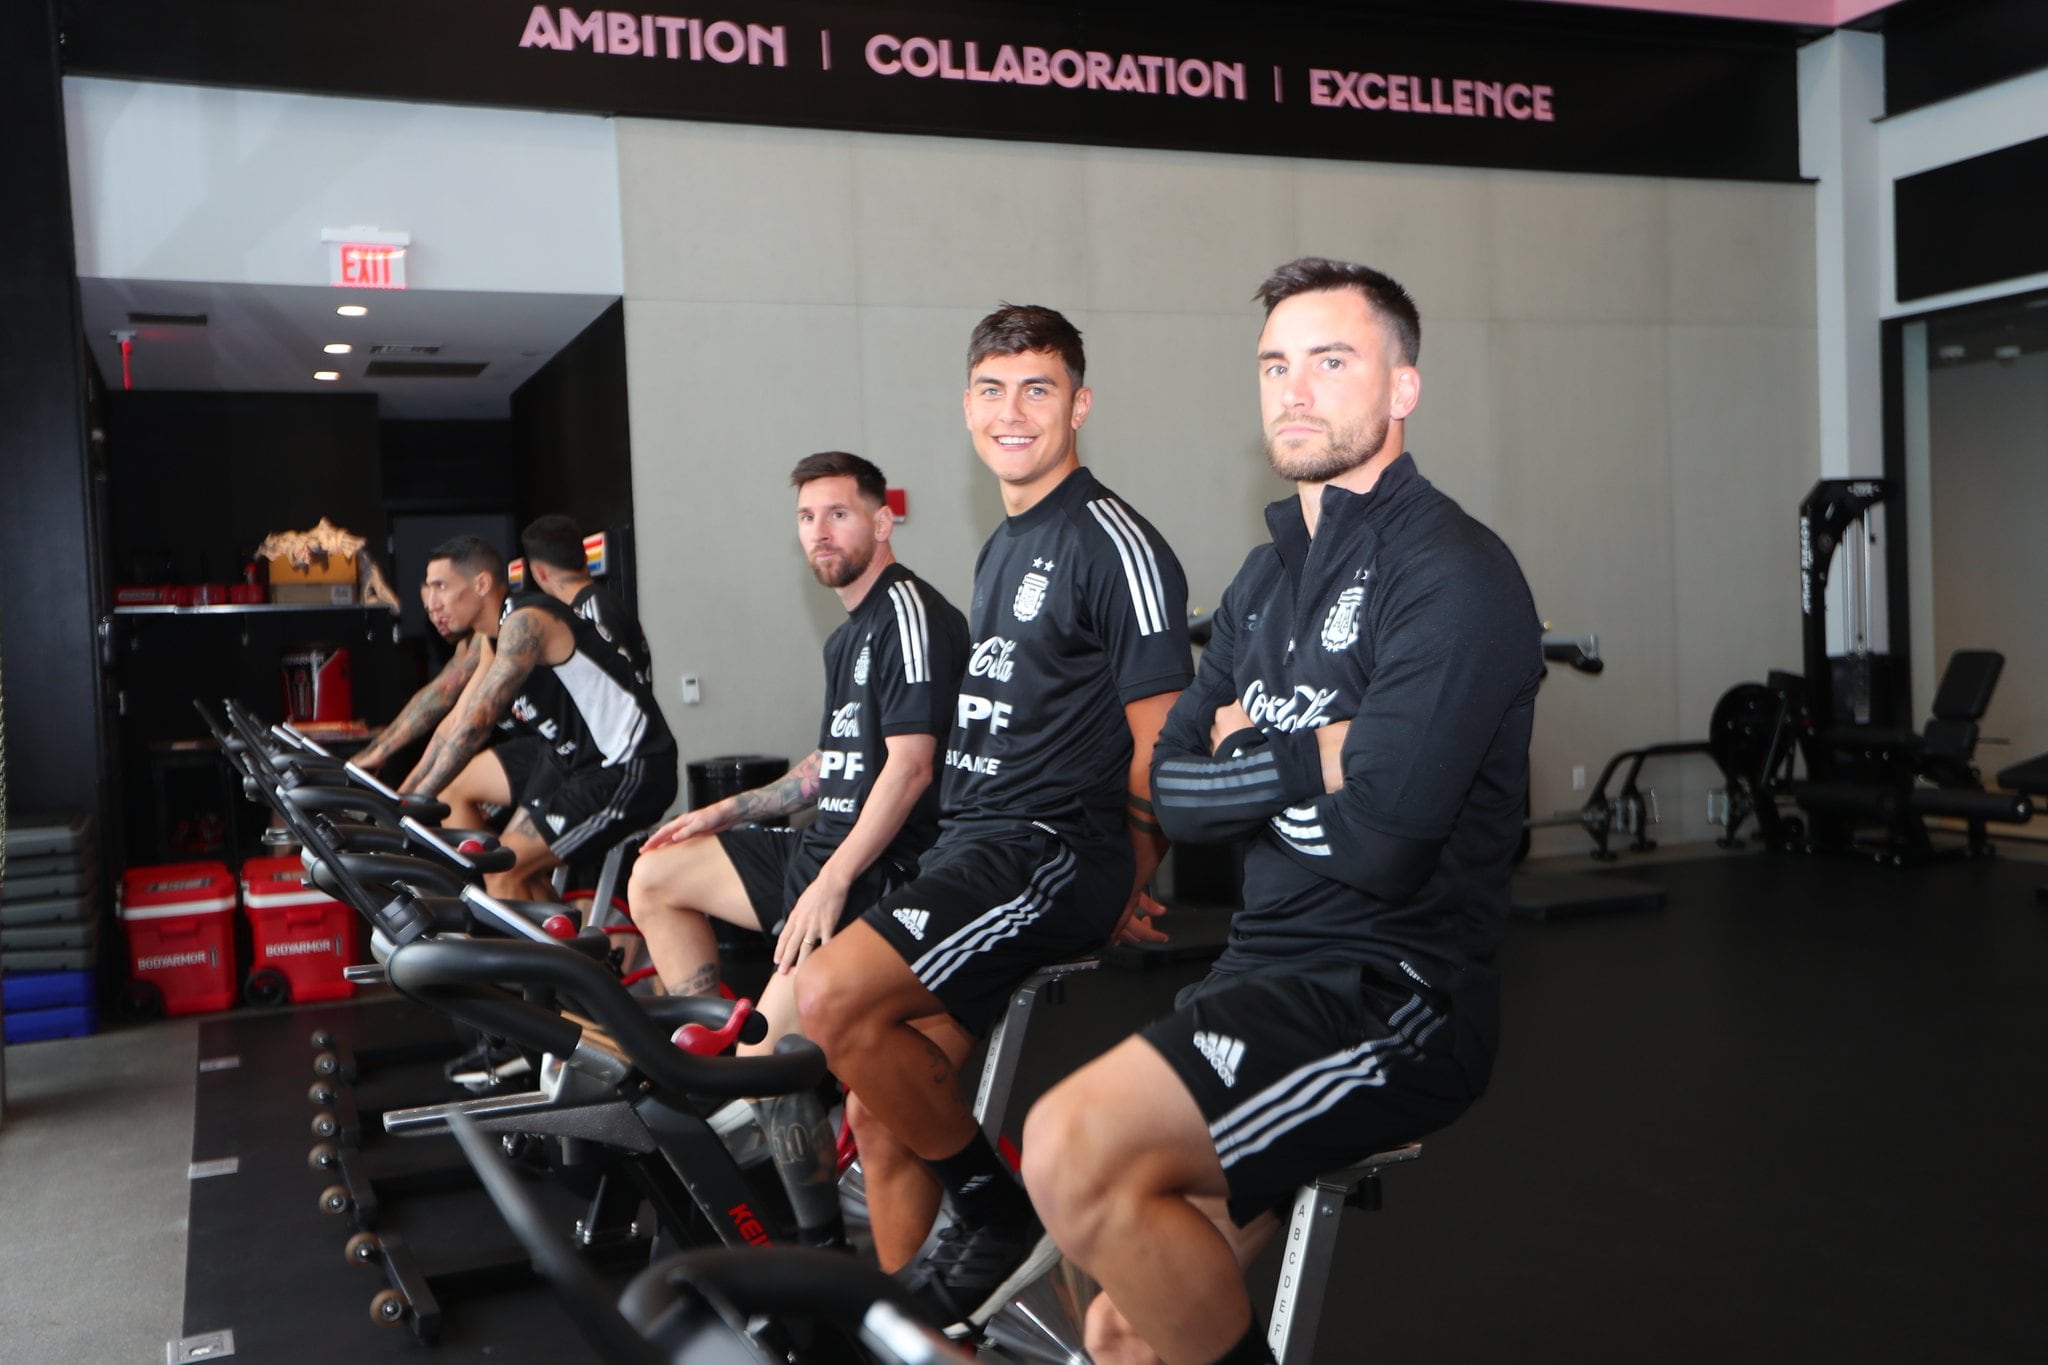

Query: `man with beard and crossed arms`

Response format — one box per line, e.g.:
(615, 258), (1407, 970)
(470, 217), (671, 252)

(796, 303), (1192, 1329)
(1021, 259), (1543, 1365)
(627, 451), (968, 1250)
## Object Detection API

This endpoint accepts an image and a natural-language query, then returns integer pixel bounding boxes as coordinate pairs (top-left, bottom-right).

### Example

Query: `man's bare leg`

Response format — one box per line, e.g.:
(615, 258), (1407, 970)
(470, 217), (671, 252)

(1084, 1202), (1276, 1365)
(439, 750), (512, 837)
(626, 837), (756, 997)
(1023, 1035), (1258, 1365)
(488, 810), (563, 902)
(843, 1012), (974, 1270)
(795, 923), (977, 1160)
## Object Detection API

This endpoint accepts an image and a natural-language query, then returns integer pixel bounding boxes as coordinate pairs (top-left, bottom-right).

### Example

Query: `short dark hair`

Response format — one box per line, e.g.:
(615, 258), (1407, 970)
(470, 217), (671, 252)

(426, 533), (504, 586)
(521, 515), (589, 574)
(967, 303), (1086, 389)
(1253, 257), (1422, 366)
(789, 451), (887, 506)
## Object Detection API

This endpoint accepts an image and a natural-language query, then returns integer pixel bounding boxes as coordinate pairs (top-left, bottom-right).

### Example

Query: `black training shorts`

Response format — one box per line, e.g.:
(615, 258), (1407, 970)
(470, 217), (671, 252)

(863, 820), (1127, 1034)
(493, 736), (677, 862)
(715, 823), (913, 938)
(1141, 960), (1489, 1225)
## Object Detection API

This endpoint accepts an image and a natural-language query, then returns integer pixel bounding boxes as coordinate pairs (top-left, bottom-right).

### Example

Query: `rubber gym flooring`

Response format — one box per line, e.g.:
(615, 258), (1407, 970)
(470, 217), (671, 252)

(178, 849), (2048, 1362)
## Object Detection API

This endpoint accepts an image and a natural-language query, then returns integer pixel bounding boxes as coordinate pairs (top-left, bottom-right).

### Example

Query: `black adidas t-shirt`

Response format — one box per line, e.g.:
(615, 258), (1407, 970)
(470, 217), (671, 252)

(497, 593), (676, 773)
(943, 466), (1192, 847)
(803, 563), (969, 870)
(569, 582), (654, 684)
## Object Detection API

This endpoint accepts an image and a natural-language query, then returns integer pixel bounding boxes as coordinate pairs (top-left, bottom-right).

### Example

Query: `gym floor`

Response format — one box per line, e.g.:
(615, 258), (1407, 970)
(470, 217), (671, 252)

(2, 844), (2043, 1363)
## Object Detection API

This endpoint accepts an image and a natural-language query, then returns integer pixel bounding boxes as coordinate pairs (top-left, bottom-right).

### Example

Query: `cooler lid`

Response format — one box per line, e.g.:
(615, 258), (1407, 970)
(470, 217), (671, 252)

(119, 862), (237, 919)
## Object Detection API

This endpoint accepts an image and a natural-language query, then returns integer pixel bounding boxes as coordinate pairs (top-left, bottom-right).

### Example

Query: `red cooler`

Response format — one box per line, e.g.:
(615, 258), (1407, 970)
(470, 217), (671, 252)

(119, 862), (238, 1016)
(240, 855), (358, 1005)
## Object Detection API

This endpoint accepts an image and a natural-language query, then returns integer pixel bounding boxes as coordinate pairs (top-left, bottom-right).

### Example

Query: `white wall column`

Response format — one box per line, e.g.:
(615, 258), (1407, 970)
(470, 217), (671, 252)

(1799, 30), (1885, 481)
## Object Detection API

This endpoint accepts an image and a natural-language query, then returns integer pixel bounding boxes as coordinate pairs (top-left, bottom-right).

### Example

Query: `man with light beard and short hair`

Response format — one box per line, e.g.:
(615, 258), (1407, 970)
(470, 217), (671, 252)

(628, 450), (967, 1251)
(795, 304), (1192, 1332)
(1020, 258), (1543, 1365)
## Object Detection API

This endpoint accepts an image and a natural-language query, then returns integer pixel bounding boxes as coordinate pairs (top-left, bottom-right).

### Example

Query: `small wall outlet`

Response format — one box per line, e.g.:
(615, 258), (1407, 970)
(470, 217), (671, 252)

(681, 674), (701, 706)
(1571, 764), (1586, 792)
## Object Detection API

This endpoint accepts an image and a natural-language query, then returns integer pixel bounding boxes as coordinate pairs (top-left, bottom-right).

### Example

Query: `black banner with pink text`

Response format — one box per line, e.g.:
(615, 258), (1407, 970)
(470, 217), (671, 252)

(59, 0), (1803, 181)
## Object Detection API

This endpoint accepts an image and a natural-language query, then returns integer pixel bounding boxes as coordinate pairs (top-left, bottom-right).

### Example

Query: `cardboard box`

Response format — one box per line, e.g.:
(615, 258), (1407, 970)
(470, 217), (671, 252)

(268, 550), (356, 585)
(271, 582), (357, 606)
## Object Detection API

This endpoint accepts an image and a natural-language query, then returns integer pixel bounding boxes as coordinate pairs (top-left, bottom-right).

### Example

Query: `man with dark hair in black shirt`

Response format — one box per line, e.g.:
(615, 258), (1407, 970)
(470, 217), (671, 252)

(399, 529), (679, 903)
(354, 534), (506, 775)
(519, 514), (655, 683)
(1020, 259), (1542, 1365)
(796, 304), (1193, 1327)
(625, 451), (968, 1249)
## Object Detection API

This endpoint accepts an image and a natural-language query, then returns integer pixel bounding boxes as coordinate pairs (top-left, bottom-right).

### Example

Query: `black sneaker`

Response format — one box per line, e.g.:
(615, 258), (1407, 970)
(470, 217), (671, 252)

(901, 1209), (1061, 1333)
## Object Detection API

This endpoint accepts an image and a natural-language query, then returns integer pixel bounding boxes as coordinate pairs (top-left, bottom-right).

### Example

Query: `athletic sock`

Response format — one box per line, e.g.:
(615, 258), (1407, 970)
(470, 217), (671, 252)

(1207, 1319), (1276, 1365)
(925, 1131), (1030, 1226)
(750, 1093), (845, 1246)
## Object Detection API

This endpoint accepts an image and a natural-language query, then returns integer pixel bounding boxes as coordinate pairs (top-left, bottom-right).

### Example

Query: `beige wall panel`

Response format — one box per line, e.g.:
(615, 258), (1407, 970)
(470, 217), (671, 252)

(1666, 180), (1818, 327)
(1489, 322), (1679, 852)
(1403, 319), (1501, 528)
(850, 137), (1090, 311)
(1293, 160), (1495, 322)
(1490, 173), (1668, 324)
(618, 121), (857, 306)
(853, 304), (1015, 613)
(1080, 148), (1298, 313)
(625, 297), (869, 780)
(1664, 323), (1822, 846)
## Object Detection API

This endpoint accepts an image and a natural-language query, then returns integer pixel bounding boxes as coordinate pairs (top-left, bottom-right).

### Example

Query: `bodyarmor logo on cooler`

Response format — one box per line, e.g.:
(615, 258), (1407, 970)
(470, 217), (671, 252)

(854, 644), (871, 687)
(829, 703), (862, 739)
(138, 949), (214, 972)
(968, 637), (1018, 682)
(1242, 679), (1340, 732)
(1012, 572), (1050, 622)
(1321, 585), (1365, 652)
(265, 938), (338, 959)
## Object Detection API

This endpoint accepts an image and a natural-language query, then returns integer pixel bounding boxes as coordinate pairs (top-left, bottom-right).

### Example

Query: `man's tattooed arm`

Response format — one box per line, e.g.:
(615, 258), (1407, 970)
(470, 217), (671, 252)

(731, 751), (825, 822)
(357, 637), (481, 768)
(407, 611), (549, 797)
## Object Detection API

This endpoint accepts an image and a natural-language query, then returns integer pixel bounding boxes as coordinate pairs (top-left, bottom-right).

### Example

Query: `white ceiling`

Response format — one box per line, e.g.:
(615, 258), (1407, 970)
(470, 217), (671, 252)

(77, 279), (618, 420)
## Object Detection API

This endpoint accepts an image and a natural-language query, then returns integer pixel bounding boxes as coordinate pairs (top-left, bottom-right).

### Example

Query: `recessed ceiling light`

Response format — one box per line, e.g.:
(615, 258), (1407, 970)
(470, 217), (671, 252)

(313, 370), (340, 381)
(336, 305), (368, 317)
(323, 342), (353, 355)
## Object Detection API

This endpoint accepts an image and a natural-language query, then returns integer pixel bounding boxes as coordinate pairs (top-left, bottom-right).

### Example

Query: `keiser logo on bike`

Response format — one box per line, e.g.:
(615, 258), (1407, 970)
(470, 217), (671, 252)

(726, 1202), (772, 1247)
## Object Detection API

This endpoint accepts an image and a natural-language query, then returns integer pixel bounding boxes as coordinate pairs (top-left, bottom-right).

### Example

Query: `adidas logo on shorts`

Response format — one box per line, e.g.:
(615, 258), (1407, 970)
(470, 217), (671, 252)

(893, 907), (930, 940)
(546, 812), (567, 835)
(1193, 1030), (1245, 1088)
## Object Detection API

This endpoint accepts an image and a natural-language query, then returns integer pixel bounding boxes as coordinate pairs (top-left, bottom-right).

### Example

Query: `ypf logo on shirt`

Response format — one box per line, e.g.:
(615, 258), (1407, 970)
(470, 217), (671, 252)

(854, 644), (871, 687)
(1013, 572), (1050, 623)
(1321, 585), (1365, 652)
